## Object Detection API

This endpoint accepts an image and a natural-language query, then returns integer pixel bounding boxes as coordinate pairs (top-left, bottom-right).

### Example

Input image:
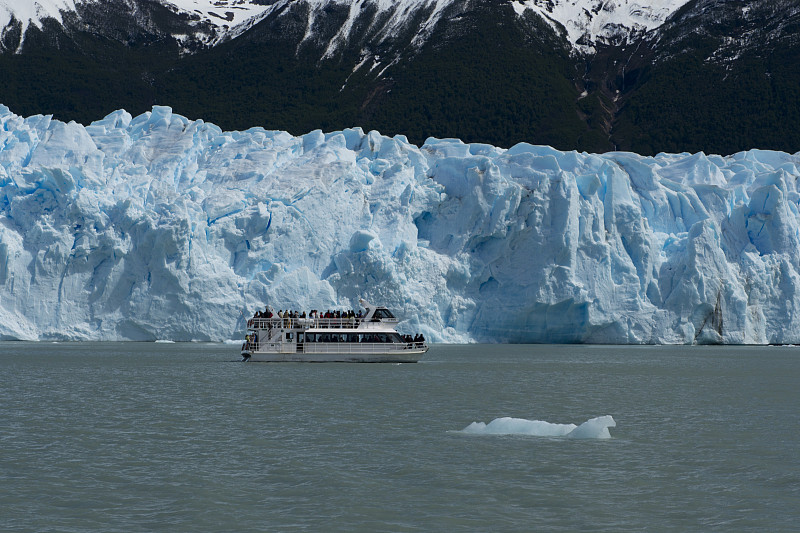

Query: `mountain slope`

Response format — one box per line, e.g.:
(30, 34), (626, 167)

(0, 0), (798, 155)
(611, 0), (800, 154)
(161, 0), (597, 148)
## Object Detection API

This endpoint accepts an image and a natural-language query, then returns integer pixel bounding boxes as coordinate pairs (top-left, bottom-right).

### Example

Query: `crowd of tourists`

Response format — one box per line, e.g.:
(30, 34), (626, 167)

(248, 307), (363, 326)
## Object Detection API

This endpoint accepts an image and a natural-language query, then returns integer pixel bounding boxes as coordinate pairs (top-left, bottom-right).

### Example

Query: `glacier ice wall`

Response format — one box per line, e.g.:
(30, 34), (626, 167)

(1, 104), (800, 343)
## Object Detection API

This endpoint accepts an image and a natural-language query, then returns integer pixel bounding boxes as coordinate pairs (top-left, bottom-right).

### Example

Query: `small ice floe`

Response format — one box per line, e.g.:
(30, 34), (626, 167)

(154, 339), (175, 343)
(461, 415), (616, 439)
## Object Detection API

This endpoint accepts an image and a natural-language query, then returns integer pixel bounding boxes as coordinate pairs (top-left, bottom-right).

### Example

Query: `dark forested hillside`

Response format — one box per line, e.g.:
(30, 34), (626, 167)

(610, 0), (800, 155)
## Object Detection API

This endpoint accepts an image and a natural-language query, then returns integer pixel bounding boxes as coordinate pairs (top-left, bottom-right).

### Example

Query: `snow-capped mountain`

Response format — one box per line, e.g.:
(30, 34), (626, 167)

(513, 0), (691, 51)
(2, 104), (800, 344)
(0, 0), (276, 33)
(0, 0), (455, 52)
(0, 0), (77, 37)
(1, 0), (691, 54)
(1, 0), (798, 158)
(0, 0), (274, 51)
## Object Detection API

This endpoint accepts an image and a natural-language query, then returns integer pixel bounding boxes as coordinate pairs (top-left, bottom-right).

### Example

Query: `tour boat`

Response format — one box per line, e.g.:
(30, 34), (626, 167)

(241, 299), (428, 362)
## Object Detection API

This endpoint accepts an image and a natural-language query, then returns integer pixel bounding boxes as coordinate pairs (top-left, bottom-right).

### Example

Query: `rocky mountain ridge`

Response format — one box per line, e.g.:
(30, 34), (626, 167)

(1, 0), (690, 54)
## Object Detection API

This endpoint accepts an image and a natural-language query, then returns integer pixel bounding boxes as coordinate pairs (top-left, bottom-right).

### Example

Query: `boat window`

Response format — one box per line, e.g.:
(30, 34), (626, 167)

(373, 308), (395, 319)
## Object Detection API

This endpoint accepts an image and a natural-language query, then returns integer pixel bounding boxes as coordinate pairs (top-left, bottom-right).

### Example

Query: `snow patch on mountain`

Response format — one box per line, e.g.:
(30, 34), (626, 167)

(2, 104), (800, 344)
(0, 0), (279, 50)
(513, 0), (691, 52)
(289, 0), (454, 63)
(161, 0), (456, 51)
(0, 0), (76, 49)
(163, 0), (273, 28)
(0, 0), (76, 29)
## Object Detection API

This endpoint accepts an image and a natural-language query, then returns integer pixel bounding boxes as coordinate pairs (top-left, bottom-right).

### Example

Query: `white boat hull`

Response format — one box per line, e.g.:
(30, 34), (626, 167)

(243, 349), (426, 363)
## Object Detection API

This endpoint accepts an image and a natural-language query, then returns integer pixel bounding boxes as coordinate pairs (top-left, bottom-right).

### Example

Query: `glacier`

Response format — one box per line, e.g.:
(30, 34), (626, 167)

(2, 104), (800, 344)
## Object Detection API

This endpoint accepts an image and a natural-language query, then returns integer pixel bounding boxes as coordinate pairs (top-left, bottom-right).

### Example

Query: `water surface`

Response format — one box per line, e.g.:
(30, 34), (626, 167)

(1, 343), (798, 531)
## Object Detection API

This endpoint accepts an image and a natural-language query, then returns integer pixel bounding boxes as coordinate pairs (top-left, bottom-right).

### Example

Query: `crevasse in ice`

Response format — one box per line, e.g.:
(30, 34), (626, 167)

(1, 105), (799, 343)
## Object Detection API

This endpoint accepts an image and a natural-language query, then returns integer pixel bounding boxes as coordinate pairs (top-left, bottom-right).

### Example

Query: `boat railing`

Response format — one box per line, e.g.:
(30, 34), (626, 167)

(247, 317), (366, 330)
(302, 342), (426, 354)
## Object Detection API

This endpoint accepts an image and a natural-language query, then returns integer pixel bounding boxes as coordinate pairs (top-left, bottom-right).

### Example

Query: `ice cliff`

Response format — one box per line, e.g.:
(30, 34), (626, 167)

(2, 105), (800, 343)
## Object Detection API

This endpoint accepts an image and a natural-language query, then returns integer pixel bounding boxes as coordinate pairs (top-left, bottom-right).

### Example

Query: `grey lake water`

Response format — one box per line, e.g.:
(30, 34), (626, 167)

(1, 342), (798, 532)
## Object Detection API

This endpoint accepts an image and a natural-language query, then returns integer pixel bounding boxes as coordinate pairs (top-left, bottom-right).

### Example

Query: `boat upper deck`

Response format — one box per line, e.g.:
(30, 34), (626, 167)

(247, 316), (397, 331)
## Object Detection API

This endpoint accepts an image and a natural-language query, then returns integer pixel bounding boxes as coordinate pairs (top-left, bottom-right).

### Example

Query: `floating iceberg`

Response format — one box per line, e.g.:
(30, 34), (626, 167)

(461, 415), (616, 439)
(1, 105), (800, 343)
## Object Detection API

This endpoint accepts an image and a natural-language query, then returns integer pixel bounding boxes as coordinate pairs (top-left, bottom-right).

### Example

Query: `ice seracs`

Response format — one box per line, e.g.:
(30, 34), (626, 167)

(1, 104), (800, 344)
